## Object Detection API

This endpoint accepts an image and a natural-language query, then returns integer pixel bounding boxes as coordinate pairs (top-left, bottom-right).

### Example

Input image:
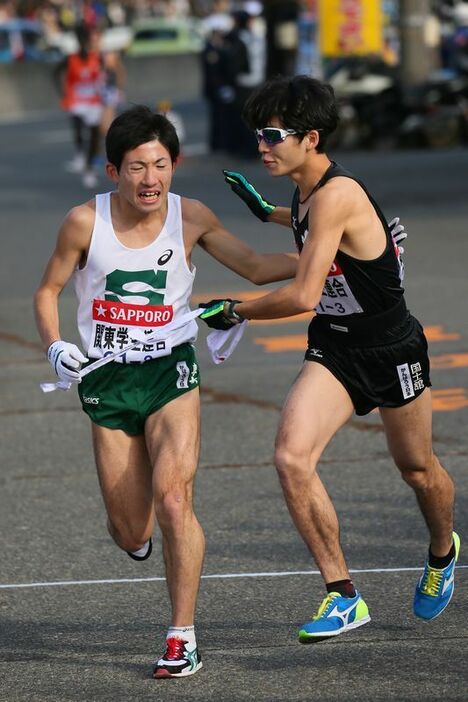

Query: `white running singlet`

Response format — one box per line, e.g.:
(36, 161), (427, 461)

(74, 191), (198, 363)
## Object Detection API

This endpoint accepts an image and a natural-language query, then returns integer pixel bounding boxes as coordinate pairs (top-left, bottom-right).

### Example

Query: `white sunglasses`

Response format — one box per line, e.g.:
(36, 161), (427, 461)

(254, 127), (299, 145)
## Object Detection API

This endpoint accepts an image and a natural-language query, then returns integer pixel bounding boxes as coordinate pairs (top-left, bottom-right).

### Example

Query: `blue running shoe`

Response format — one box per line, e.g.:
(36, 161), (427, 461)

(413, 531), (460, 620)
(298, 591), (370, 643)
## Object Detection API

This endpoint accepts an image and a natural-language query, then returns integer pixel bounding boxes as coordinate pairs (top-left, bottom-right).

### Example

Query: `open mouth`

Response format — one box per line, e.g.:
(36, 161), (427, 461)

(138, 190), (161, 203)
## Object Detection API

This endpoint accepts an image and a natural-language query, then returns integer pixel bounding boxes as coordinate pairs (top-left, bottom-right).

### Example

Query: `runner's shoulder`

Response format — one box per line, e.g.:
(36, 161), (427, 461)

(60, 198), (97, 249)
(181, 196), (217, 232)
(314, 175), (363, 213)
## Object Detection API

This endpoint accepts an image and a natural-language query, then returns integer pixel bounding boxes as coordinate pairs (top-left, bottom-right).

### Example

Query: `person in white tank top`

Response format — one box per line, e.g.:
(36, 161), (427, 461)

(34, 105), (298, 679)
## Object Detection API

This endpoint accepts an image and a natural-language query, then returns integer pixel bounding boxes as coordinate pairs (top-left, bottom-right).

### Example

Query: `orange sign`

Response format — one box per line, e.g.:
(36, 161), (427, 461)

(319, 0), (384, 57)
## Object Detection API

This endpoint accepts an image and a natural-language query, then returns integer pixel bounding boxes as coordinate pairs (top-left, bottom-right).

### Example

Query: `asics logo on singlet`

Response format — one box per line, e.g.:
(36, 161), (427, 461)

(83, 396), (100, 404)
(157, 249), (173, 266)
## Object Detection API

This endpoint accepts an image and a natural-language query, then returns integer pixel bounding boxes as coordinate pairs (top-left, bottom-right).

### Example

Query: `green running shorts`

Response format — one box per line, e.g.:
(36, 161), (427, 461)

(78, 343), (200, 435)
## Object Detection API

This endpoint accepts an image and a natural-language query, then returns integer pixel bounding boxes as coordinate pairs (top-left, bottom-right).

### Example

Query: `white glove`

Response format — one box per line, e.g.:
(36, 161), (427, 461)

(47, 340), (88, 384)
(388, 216), (407, 255)
(388, 216), (407, 282)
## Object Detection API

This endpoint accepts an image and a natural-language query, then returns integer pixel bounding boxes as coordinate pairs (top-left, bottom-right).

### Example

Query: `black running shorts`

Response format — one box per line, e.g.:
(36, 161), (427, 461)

(305, 307), (431, 416)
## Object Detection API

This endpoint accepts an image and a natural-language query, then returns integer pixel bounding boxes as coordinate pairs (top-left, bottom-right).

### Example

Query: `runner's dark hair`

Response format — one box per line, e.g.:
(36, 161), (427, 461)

(242, 75), (339, 153)
(106, 105), (180, 171)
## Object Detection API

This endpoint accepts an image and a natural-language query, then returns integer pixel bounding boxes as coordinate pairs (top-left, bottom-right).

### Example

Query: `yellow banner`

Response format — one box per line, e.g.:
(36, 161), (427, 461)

(319, 0), (383, 57)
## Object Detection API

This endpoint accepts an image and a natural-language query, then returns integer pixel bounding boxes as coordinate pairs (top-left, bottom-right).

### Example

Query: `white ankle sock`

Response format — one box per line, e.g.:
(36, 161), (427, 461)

(129, 539), (151, 559)
(167, 625), (196, 647)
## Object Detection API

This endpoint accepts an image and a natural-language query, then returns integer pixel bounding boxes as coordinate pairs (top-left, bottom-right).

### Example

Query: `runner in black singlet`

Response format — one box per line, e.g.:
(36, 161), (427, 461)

(199, 75), (459, 641)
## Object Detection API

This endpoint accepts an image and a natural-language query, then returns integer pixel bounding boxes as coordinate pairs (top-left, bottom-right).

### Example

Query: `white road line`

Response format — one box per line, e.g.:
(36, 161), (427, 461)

(0, 565), (466, 590)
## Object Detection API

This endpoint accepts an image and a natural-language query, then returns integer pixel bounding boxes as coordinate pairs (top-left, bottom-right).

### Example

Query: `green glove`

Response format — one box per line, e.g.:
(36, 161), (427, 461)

(223, 170), (276, 222)
(199, 299), (242, 330)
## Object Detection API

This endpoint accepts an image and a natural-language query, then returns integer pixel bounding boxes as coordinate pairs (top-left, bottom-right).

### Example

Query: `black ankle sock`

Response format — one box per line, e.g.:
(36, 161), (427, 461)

(428, 542), (455, 569)
(326, 579), (356, 598)
(127, 537), (153, 561)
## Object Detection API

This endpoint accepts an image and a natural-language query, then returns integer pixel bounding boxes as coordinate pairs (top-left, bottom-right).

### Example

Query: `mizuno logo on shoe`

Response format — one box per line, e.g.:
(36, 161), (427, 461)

(328, 601), (357, 627)
(442, 571), (455, 595)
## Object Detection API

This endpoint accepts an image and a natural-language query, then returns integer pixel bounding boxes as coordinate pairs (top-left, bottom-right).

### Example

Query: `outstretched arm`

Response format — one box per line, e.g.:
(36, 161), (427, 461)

(184, 198), (298, 284)
(199, 184), (348, 328)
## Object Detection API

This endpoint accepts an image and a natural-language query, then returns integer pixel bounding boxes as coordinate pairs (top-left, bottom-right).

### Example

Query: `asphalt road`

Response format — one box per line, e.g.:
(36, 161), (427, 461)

(0, 104), (467, 702)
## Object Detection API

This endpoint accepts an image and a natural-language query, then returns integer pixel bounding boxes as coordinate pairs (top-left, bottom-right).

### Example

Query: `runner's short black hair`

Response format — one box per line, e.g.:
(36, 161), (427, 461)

(243, 75), (339, 153)
(106, 105), (180, 171)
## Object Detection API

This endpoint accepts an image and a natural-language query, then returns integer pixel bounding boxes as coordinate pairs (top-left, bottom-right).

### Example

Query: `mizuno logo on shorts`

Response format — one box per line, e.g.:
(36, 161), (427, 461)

(396, 363), (415, 400)
(330, 323), (349, 332)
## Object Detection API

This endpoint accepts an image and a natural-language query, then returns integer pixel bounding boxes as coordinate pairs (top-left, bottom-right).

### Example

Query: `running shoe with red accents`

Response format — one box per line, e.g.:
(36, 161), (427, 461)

(153, 637), (202, 678)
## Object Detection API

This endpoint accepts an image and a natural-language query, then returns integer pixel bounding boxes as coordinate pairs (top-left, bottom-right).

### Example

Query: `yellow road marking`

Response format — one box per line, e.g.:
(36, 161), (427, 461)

(432, 389), (468, 411)
(431, 353), (468, 369)
(255, 335), (306, 352)
(254, 338), (468, 374)
(424, 326), (461, 342)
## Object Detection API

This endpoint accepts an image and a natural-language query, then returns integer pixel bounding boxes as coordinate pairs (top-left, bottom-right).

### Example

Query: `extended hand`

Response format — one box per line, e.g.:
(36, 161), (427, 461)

(223, 170), (276, 222)
(47, 340), (88, 384)
(388, 216), (407, 255)
(199, 299), (242, 330)
(388, 217), (407, 282)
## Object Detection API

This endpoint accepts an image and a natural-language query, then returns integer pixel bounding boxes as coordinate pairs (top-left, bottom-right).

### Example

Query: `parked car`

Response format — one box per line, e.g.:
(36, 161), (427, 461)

(0, 19), (62, 62)
(126, 17), (204, 57)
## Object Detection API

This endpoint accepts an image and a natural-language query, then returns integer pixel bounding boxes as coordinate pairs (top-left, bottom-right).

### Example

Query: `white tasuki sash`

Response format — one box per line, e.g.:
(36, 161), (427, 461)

(40, 310), (247, 392)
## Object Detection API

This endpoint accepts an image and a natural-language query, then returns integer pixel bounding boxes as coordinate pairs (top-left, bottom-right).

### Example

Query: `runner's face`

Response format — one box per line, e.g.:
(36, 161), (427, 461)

(107, 140), (175, 213)
(257, 118), (309, 177)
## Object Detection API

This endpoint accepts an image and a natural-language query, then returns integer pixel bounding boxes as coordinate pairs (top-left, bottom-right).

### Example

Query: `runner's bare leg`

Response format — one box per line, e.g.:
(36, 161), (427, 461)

(92, 424), (155, 551)
(275, 362), (354, 583)
(380, 388), (454, 556)
(145, 389), (205, 625)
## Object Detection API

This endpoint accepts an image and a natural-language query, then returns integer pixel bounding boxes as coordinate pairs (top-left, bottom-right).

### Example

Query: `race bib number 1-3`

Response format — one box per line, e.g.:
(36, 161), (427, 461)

(315, 262), (363, 316)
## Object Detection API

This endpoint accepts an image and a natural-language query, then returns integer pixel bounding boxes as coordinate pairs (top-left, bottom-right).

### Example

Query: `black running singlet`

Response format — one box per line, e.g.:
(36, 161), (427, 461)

(291, 161), (404, 318)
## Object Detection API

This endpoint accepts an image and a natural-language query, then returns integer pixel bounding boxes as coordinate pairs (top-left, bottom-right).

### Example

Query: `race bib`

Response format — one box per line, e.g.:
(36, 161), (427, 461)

(315, 261), (363, 316)
(76, 82), (100, 99)
(90, 299), (174, 363)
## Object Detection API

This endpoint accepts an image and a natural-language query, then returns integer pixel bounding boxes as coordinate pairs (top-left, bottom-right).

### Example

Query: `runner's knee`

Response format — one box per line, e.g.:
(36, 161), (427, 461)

(154, 485), (193, 528)
(396, 453), (437, 490)
(274, 441), (317, 485)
